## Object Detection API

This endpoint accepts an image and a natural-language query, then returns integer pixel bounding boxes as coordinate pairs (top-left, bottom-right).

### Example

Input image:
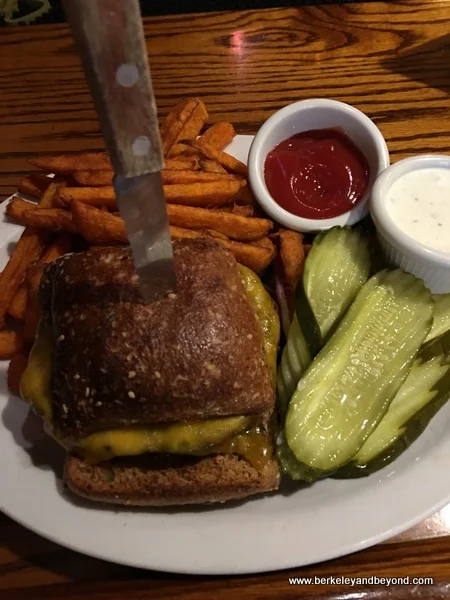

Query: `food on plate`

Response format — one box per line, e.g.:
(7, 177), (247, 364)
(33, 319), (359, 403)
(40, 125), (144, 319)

(284, 270), (433, 476)
(59, 180), (245, 209)
(278, 229), (304, 295)
(167, 143), (201, 157)
(3, 94), (450, 508)
(191, 138), (248, 177)
(18, 172), (53, 198)
(162, 180), (246, 206)
(69, 200), (276, 271)
(276, 226), (450, 482)
(161, 170), (242, 185)
(0, 227), (48, 329)
(72, 170), (112, 187)
(58, 187), (118, 210)
(71, 200), (127, 244)
(166, 204), (273, 241)
(426, 294), (450, 343)
(20, 239), (280, 505)
(386, 167), (450, 253)
(277, 227), (370, 418)
(29, 152), (111, 173)
(0, 331), (23, 359)
(337, 330), (450, 477)
(20, 208), (78, 234)
(264, 129), (370, 219)
(200, 158), (228, 174)
(160, 98), (208, 155)
(8, 233), (73, 322)
(197, 121), (236, 150)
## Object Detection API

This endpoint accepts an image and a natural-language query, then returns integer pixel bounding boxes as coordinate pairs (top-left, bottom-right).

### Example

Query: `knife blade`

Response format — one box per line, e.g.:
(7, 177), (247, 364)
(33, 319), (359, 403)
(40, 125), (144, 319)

(62, 0), (176, 302)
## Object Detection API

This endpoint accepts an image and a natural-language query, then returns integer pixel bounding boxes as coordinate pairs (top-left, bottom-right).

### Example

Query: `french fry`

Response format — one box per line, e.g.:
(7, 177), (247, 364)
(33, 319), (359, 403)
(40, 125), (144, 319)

(198, 122), (236, 150)
(21, 209), (78, 234)
(38, 180), (65, 209)
(202, 229), (229, 240)
(167, 226), (274, 272)
(220, 238), (275, 273)
(73, 170), (112, 187)
(0, 332), (23, 360)
(27, 262), (46, 299)
(7, 353), (28, 396)
(176, 99), (208, 142)
(200, 159), (227, 174)
(167, 143), (200, 158)
(5, 197), (36, 223)
(214, 205), (254, 216)
(18, 173), (52, 199)
(8, 286), (28, 321)
(0, 228), (47, 329)
(169, 226), (209, 241)
(232, 204), (254, 217)
(164, 180), (244, 207)
(7, 232), (73, 322)
(160, 98), (204, 156)
(41, 232), (74, 262)
(66, 180), (244, 210)
(162, 170), (242, 185)
(232, 184), (257, 206)
(58, 187), (117, 210)
(279, 230), (305, 292)
(23, 263), (44, 347)
(29, 152), (111, 173)
(71, 200), (127, 245)
(165, 157), (200, 171)
(166, 204), (272, 241)
(191, 138), (248, 177)
(6, 182), (65, 225)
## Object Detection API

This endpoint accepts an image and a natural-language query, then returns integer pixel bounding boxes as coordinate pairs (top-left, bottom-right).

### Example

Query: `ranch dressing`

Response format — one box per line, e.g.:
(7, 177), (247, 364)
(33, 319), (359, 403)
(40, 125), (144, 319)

(386, 168), (450, 253)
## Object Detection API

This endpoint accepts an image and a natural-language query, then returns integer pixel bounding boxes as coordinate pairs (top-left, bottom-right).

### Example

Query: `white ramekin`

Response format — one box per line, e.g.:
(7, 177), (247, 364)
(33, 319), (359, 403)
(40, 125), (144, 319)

(248, 99), (390, 233)
(370, 154), (450, 293)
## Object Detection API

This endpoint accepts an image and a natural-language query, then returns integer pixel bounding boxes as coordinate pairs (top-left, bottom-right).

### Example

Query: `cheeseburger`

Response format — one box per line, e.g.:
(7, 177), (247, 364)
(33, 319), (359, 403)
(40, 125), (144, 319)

(21, 238), (280, 505)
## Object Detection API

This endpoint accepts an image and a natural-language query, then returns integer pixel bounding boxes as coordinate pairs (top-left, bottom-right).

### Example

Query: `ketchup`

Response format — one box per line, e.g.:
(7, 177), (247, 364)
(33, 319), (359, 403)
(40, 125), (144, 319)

(264, 129), (370, 220)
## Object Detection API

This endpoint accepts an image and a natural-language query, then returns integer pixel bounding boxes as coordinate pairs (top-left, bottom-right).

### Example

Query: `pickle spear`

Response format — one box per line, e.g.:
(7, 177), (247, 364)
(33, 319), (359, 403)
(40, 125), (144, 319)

(277, 227), (370, 417)
(285, 270), (433, 476)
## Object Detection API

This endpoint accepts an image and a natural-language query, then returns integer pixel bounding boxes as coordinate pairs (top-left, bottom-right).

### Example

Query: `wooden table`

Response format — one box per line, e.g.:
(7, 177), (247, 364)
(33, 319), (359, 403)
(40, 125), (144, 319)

(1, 0), (450, 597)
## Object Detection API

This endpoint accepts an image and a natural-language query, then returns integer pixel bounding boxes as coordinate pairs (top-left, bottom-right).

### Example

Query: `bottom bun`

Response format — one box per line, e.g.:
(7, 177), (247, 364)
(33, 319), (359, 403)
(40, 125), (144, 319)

(65, 452), (280, 506)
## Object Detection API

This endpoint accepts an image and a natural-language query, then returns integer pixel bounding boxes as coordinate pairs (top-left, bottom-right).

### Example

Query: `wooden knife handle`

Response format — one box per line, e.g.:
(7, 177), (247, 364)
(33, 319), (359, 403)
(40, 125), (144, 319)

(63, 0), (163, 177)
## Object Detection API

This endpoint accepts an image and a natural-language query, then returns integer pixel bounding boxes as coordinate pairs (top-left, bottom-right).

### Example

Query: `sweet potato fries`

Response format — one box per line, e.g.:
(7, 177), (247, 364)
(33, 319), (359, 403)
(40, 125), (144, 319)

(0, 96), (307, 395)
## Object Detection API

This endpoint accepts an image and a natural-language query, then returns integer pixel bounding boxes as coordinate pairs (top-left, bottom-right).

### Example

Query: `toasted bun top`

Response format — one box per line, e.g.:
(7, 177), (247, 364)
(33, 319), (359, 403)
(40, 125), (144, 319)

(40, 239), (273, 440)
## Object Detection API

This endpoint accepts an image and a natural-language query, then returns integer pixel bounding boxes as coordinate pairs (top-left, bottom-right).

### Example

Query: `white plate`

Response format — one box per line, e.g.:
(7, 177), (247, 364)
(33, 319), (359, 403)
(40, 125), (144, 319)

(2, 135), (450, 575)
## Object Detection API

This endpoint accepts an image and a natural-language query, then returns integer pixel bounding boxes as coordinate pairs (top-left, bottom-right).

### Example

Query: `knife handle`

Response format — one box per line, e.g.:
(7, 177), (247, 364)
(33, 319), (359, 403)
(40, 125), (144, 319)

(63, 0), (163, 178)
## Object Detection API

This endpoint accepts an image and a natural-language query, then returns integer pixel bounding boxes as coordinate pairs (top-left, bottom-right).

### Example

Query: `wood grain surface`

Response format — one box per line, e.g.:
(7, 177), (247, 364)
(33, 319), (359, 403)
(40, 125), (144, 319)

(2, 0), (450, 598)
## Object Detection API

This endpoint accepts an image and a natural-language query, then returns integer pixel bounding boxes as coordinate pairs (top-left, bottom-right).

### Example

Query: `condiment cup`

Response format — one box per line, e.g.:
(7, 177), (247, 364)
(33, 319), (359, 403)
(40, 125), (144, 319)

(370, 154), (450, 293)
(248, 98), (390, 233)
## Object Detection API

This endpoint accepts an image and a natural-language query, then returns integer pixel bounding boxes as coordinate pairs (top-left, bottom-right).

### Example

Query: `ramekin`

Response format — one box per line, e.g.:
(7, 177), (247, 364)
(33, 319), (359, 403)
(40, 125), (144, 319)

(248, 99), (390, 233)
(370, 154), (450, 293)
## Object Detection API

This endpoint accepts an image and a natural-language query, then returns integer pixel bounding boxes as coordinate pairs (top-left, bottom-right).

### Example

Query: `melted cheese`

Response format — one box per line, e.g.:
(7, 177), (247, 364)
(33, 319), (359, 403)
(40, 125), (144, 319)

(20, 271), (279, 466)
(75, 416), (254, 462)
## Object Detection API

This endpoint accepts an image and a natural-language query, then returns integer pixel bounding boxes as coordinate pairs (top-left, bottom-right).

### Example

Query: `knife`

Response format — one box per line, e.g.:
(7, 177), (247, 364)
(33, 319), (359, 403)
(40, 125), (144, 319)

(62, 0), (176, 302)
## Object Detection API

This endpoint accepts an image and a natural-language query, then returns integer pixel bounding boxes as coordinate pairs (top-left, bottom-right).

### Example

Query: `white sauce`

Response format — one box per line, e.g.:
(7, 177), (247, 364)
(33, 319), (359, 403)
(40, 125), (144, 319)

(386, 167), (450, 253)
